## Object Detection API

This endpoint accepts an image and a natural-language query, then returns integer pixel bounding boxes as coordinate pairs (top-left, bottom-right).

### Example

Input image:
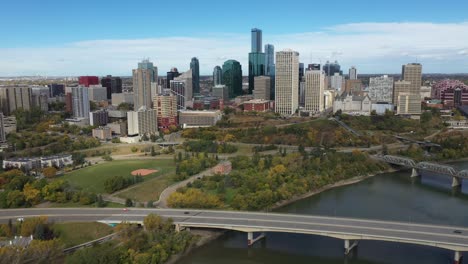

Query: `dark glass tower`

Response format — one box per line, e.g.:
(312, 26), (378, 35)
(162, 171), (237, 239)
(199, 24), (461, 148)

(248, 28), (265, 94)
(190, 57), (200, 94)
(251, 28), (262, 53)
(166, 68), (180, 88)
(213, 66), (223, 86)
(222, 60), (243, 98)
(265, 44), (275, 100)
(323, 61), (341, 76)
(101, 75), (122, 99)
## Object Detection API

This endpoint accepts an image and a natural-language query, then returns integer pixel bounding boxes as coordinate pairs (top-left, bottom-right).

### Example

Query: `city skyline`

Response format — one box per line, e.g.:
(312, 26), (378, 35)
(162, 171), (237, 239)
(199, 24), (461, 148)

(1, 1), (468, 76)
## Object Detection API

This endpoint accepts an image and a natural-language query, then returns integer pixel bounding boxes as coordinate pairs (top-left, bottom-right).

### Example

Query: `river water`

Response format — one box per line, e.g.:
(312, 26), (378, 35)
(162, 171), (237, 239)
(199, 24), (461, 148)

(177, 162), (468, 264)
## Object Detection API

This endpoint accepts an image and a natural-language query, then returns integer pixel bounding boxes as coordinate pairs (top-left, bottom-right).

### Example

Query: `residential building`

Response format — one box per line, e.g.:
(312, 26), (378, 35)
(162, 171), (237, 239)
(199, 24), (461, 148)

(349, 66), (357, 80)
(304, 70), (325, 114)
(244, 99), (273, 112)
(101, 75), (122, 100)
(170, 81), (188, 110)
(333, 92), (372, 115)
(222, 60), (243, 98)
(107, 122), (127, 135)
(65, 92), (72, 113)
(0, 86), (32, 115)
(369, 75), (394, 103)
(251, 28), (262, 53)
(112, 93), (134, 106)
(213, 85), (229, 102)
(153, 93), (178, 129)
(190, 57), (200, 94)
(78, 76), (99, 87)
(2, 115), (16, 134)
(88, 85), (107, 102)
(275, 50), (299, 116)
(345, 79), (363, 94)
(3, 154), (73, 171)
(133, 60), (157, 110)
(397, 93), (421, 116)
(432, 79), (468, 108)
(174, 69), (193, 102)
(330, 73), (344, 91)
(179, 110), (222, 128)
(92, 127), (112, 140)
(0, 113), (5, 142)
(253, 76), (271, 100)
(393, 81), (412, 105)
(89, 110), (109, 126)
(31, 86), (49, 112)
(127, 108), (158, 136)
(213, 66), (223, 86)
(71, 86), (90, 119)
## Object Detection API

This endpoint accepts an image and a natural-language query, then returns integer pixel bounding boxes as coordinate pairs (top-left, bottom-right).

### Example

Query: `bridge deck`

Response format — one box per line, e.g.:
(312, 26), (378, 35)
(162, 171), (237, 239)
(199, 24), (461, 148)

(2, 208), (468, 252)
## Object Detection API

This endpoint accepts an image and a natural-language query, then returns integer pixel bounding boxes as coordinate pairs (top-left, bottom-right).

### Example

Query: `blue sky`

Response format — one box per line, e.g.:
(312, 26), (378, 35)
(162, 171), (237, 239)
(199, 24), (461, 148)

(1, 0), (468, 75)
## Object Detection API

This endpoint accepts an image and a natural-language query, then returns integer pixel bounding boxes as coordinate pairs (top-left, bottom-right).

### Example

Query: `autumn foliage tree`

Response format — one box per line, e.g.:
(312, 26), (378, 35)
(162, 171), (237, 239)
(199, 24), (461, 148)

(42, 167), (57, 178)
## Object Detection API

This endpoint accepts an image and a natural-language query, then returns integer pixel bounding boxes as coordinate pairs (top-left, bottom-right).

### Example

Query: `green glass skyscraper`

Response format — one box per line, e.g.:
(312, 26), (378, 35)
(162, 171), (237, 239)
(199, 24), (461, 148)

(248, 28), (265, 94)
(222, 60), (243, 98)
(190, 57), (200, 94)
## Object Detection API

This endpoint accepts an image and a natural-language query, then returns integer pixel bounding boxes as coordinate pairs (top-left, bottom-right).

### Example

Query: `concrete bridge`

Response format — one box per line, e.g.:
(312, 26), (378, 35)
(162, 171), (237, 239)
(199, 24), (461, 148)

(378, 155), (468, 188)
(1, 208), (467, 263)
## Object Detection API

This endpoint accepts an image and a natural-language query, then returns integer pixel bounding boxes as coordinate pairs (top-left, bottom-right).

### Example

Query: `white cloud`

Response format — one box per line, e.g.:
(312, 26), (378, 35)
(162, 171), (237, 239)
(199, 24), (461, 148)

(1, 22), (468, 76)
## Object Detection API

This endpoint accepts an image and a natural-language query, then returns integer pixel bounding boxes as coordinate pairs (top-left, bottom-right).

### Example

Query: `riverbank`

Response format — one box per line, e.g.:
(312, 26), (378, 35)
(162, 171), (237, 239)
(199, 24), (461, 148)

(272, 167), (398, 210)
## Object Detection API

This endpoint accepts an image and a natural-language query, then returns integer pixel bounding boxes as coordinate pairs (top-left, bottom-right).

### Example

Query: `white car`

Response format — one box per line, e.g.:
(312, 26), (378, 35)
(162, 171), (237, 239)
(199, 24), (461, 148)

(17, 217), (24, 222)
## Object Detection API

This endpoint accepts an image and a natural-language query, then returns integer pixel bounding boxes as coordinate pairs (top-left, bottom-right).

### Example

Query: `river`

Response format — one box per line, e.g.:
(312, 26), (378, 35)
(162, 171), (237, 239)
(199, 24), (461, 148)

(177, 162), (468, 264)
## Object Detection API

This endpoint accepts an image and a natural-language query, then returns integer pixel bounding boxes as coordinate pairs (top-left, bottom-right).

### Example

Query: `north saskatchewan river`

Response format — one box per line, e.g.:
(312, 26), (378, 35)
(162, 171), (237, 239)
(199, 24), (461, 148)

(177, 161), (468, 264)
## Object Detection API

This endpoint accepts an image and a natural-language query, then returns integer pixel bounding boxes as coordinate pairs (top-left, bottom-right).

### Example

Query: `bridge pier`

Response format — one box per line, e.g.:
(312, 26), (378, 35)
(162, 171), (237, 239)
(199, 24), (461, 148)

(344, 239), (359, 255)
(454, 251), (463, 264)
(452, 177), (462, 188)
(411, 168), (420, 178)
(247, 232), (265, 246)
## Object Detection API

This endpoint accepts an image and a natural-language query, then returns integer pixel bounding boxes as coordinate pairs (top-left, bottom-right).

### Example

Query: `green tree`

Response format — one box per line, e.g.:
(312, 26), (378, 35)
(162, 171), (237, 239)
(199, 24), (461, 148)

(125, 198), (133, 207)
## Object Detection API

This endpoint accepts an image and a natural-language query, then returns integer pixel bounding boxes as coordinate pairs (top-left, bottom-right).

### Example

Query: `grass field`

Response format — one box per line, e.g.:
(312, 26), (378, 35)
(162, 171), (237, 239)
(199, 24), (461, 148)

(53, 222), (114, 248)
(60, 159), (176, 193)
(116, 172), (174, 202)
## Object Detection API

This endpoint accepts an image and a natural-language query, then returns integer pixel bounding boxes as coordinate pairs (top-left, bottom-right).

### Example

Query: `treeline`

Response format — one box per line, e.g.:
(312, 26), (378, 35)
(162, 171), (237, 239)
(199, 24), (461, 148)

(182, 119), (379, 148)
(104, 175), (143, 193)
(65, 215), (197, 264)
(174, 152), (218, 181)
(0, 169), (104, 208)
(252, 144), (278, 152)
(168, 150), (389, 211)
(183, 140), (238, 154)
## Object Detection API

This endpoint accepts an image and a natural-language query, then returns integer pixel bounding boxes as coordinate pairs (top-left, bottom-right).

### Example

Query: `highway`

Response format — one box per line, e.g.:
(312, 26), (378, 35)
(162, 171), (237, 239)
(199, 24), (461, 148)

(1, 208), (468, 254)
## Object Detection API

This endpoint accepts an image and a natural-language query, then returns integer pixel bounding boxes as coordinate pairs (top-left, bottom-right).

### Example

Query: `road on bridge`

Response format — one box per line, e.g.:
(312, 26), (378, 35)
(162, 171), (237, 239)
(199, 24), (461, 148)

(1, 208), (468, 253)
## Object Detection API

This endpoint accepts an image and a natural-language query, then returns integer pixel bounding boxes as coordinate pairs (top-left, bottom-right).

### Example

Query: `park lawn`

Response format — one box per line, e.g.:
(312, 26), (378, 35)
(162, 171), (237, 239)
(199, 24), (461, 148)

(117, 172), (175, 202)
(60, 159), (175, 193)
(53, 222), (114, 248)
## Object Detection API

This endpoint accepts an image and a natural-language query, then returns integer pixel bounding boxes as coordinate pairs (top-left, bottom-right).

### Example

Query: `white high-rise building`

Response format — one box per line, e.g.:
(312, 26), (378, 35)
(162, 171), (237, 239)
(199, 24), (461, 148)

(275, 50), (299, 116)
(330, 73), (344, 91)
(304, 70), (325, 113)
(71, 86), (90, 118)
(127, 108), (158, 136)
(369, 75), (394, 103)
(349, 66), (357, 80)
(133, 60), (157, 110)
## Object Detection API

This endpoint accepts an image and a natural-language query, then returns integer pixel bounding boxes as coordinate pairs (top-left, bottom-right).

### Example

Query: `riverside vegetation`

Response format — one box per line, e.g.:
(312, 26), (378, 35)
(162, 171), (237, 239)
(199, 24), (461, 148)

(168, 150), (389, 210)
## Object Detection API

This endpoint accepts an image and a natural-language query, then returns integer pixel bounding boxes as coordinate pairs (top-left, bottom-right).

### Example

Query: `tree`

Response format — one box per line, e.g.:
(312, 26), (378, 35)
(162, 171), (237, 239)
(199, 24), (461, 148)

(42, 167), (57, 178)
(20, 216), (48, 236)
(23, 183), (42, 205)
(143, 214), (164, 232)
(89, 101), (98, 111)
(151, 146), (156, 157)
(117, 102), (133, 111)
(96, 195), (106, 207)
(125, 198), (133, 207)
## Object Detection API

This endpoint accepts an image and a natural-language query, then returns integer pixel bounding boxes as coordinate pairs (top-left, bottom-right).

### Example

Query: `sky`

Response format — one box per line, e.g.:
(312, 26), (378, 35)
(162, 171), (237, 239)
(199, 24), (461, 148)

(1, 0), (468, 76)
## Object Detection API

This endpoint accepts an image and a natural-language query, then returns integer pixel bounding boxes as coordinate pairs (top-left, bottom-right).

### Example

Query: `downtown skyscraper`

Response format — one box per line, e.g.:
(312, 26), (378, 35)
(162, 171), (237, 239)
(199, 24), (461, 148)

(213, 66), (223, 86)
(304, 69), (325, 113)
(222, 60), (243, 98)
(265, 44), (275, 100)
(133, 59), (157, 110)
(190, 57), (200, 94)
(275, 50), (299, 116)
(248, 28), (265, 94)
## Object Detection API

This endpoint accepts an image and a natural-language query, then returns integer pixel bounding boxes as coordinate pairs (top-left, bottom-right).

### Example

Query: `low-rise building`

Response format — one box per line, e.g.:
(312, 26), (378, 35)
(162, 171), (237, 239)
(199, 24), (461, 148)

(92, 127), (112, 140)
(88, 85), (107, 102)
(3, 154), (73, 171)
(3, 115), (16, 134)
(179, 110), (222, 128)
(243, 99), (273, 112)
(213, 161), (232, 175)
(333, 92), (372, 115)
(107, 122), (127, 135)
